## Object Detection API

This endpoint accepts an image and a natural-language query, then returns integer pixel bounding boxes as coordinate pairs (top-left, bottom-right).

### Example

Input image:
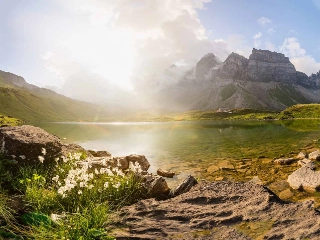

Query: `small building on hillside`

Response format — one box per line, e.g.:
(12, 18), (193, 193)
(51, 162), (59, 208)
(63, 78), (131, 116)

(216, 108), (231, 113)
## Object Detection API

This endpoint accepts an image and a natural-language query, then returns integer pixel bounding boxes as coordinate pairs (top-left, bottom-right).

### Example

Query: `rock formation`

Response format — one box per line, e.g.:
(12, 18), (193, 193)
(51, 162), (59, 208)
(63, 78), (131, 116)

(110, 181), (320, 239)
(156, 48), (320, 111)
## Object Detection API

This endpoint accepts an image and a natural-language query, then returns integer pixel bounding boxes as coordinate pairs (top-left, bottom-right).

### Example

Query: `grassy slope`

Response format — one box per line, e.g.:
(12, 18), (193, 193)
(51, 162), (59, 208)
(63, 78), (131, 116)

(0, 87), (104, 122)
(277, 103), (320, 119)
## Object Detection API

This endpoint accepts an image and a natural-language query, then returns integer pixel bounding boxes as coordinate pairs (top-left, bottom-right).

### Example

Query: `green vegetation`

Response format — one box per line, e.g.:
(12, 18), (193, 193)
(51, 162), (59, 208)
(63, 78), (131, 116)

(0, 114), (22, 127)
(278, 104), (320, 119)
(0, 153), (146, 239)
(0, 87), (105, 122)
(134, 104), (320, 122)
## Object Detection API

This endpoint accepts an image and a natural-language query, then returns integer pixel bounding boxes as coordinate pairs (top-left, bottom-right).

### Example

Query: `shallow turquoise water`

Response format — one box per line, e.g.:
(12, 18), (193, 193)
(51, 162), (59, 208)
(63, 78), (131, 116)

(33, 120), (320, 180)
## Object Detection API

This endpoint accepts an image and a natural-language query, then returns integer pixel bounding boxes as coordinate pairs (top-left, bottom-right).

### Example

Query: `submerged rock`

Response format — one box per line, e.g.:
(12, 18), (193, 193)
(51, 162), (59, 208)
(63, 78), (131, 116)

(287, 164), (320, 192)
(111, 181), (320, 239)
(157, 168), (175, 178)
(274, 157), (295, 165)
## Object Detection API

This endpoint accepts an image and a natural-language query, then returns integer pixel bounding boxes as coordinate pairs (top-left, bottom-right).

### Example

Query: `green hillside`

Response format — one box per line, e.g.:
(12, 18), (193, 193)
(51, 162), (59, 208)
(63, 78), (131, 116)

(0, 87), (103, 122)
(0, 70), (113, 122)
(278, 104), (320, 119)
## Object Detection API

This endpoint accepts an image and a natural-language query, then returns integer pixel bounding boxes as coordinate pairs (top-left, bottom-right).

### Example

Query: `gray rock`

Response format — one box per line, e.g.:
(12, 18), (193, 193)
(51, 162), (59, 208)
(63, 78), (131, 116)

(308, 150), (320, 160)
(126, 154), (150, 171)
(195, 53), (220, 79)
(0, 125), (87, 166)
(88, 150), (111, 158)
(274, 157), (295, 165)
(297, 158), (315, 169)
(296, 151), (307, 160)
(112, 181), (320, 239)
(170, 175), (197, 197)
(287, 166), (320, 191)
(142, 174), (170, 199)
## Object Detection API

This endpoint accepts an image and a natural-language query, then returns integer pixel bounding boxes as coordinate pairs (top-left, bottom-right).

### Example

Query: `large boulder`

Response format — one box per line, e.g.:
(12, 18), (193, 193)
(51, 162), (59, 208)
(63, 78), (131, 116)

(287, 164), (320, 192)
(110, 181), (320, 239)
(0, 125), (87, 166)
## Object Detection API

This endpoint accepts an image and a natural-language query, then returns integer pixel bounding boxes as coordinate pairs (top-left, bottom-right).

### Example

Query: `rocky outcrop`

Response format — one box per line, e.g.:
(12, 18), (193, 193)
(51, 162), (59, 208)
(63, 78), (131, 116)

(110, 181), (320, 239)
(0, 125), (86, 166)
(246, 49), (297, 83)
(218, 52), (249, 79)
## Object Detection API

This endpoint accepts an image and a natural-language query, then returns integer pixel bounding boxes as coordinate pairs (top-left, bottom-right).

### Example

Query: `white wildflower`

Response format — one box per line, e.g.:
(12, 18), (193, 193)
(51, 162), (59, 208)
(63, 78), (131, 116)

(50, 213), (61, 222)
(62, 156), (68, 163)
(114, 182), (121, 189)
(11, 155), (16, 159)
(88, 184), (94, 189)
(78, 190), (82, 195)
(41, 148), (47, 155)
(19, 155), (26, 160)
(104, 182), (109, 188)
(95, 168), (99, 175)
(52, 175), (59, 182)
(38, 156), (45, 163)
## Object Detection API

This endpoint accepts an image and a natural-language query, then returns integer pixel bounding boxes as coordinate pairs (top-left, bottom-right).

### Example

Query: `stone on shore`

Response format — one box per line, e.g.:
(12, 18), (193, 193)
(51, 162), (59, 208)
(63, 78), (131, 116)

(0, 125), (87, 166)
(287, 165), (320, 192)
(274, 157), (295, 165)
(297, 158), (315, 169)
(111, 181), (320, 239)
(308, 150), (320, 160)
(296, 151), (307, 160)
(169, 175), (197, 197)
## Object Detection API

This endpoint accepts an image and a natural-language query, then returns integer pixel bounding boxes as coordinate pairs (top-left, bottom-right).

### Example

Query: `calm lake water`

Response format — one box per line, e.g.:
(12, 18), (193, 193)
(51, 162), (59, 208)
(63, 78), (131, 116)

(33, 120), (320, 183)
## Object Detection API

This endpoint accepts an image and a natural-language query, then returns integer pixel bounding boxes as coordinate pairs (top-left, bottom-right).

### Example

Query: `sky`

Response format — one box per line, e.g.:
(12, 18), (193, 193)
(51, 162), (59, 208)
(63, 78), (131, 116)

(1, 0), (320, 103)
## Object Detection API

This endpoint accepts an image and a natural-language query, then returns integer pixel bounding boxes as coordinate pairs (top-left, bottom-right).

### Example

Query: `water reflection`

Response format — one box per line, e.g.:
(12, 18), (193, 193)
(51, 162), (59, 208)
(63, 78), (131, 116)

(33, 120), (320, 177)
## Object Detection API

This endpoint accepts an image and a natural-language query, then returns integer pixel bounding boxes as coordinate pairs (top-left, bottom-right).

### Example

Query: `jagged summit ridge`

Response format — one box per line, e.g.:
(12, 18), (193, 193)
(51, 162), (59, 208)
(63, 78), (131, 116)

(249, 48), (290, 63)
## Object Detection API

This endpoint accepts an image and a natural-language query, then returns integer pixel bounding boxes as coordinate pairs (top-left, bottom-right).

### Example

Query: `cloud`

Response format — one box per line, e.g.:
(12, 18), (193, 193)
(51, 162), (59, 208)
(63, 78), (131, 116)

(280, 38), (320, 75)
(253, 32), (262, 39)
(267, 28), (275, 35)
(257, 17), (272, 27)
(39, 0), (217, 101)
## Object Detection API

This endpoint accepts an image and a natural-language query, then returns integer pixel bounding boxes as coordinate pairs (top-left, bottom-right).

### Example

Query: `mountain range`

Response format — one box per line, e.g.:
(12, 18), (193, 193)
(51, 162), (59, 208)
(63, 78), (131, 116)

(1, 48), (320, 122)
(154, 48), (320, 111)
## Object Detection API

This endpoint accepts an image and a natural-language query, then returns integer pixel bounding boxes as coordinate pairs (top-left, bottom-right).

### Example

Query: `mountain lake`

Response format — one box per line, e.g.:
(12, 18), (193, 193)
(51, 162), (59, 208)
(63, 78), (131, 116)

(32, 120), (320, 186)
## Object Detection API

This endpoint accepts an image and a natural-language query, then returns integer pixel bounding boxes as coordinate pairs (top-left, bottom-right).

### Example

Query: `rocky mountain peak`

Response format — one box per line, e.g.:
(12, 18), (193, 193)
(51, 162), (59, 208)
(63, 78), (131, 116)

(249, 48), (290, 64)
(218, 52), (249, 79)
(195, 53), (220, 79)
